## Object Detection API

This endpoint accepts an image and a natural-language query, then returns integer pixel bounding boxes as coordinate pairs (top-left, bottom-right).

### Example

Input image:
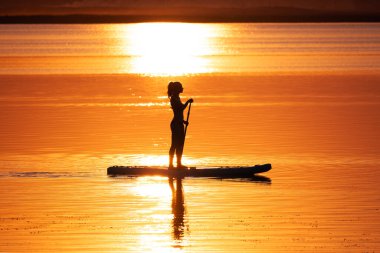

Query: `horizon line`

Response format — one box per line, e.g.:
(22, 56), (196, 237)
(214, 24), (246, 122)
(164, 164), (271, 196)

(1, 14), (380, 24)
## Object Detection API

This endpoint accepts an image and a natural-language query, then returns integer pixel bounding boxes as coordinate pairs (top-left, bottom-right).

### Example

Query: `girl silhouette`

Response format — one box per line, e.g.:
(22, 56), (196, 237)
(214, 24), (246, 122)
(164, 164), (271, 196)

(167, 82), (193, 169)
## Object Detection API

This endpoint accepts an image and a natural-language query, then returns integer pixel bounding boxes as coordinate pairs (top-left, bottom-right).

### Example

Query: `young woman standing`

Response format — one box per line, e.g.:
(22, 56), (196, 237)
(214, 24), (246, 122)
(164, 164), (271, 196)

(167, 82), (193, 169)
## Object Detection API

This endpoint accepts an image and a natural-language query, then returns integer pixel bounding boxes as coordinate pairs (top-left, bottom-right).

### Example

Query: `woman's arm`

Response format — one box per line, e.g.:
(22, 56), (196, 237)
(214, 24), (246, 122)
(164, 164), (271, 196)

(183, 98), (194, 110)
(182, 98), (193, 125)
(171, 97), (193, 111)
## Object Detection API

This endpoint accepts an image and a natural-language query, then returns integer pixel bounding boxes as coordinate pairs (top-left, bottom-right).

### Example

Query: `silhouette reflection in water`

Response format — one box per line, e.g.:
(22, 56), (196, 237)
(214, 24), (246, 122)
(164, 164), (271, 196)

(166, 175), (270, 249)
(169, 176), (188, 246)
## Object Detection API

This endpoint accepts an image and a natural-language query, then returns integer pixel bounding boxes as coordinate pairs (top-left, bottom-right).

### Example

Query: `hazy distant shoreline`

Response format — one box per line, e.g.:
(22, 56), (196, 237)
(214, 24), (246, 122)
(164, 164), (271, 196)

(1, 14), (380, 24)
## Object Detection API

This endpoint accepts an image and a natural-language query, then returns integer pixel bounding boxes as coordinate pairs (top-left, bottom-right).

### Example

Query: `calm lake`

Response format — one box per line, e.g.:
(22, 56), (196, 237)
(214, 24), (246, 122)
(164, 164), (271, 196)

(0, 23), (380, 252)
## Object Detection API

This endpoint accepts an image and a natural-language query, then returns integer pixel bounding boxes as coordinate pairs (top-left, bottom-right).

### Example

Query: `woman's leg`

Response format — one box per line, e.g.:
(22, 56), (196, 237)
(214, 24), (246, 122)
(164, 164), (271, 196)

(175, 124), (185, 168)
(169, 122), (176, 168)
(170, 121), (185, 168)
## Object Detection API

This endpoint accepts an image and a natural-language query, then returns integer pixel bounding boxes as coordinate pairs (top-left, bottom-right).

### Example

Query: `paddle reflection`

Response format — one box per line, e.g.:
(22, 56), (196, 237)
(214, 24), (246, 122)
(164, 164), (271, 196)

(169, 177), (188, 247)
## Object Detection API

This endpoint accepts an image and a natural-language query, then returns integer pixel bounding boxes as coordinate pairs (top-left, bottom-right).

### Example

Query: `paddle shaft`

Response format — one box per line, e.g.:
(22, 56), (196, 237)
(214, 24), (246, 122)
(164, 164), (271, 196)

(184, 103), (191, 136)
(183, 102), (192, 149)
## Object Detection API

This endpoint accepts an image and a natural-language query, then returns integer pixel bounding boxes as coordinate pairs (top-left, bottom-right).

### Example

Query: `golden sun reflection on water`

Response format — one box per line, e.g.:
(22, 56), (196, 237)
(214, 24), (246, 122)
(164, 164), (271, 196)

(131, 177), (171, 198)
(123, 23), (216, 76)
(130, 177), (188, 252)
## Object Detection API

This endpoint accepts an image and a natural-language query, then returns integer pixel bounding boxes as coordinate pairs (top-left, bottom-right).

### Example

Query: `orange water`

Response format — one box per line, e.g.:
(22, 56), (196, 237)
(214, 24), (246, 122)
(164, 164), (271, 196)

(0, 23), (380, 252)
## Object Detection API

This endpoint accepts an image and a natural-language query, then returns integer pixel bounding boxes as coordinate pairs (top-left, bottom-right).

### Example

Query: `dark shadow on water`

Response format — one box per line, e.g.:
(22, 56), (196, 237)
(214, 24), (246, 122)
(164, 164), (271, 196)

(169, 176), (188, 248)
(2, 171), (91, 178)
(214, 175), (272, 184)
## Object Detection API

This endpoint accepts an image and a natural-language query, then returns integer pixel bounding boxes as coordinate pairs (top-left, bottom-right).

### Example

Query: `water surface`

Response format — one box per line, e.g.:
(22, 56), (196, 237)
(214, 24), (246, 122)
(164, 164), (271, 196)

(0, 23), (380, 252)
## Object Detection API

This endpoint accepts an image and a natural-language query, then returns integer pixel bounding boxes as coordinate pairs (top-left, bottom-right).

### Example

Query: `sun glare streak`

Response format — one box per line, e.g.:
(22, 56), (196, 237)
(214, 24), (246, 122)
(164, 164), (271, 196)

(123, 23), (216, 76)
(135, 154), (196, 167)
(107, 154), (197, 168)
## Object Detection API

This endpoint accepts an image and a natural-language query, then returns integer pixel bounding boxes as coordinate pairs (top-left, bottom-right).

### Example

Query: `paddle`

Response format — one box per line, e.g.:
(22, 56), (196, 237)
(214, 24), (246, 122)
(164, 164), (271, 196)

(184, 102), (192, 137)
(183, 102), (192, 150)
